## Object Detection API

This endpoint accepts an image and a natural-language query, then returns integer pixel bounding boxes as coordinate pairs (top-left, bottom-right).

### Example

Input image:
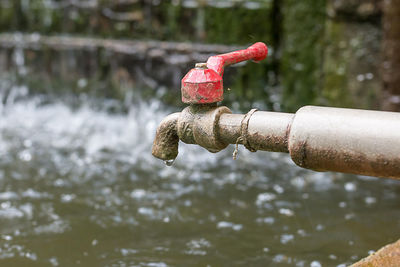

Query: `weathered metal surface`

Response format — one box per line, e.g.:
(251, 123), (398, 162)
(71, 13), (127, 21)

(181, 65), (223, 104)
(206, 42), (268, 76)
(153, 105), (232, 160)
(181, 42), (268, 104)
(177, 105), (231, 153)
(153, 104), (400, 179)
(192, 106), (232, 152)
(218, 112), (293, 153)
(247, 111), (293, 153)
(288, 106), (400, 179)
(351, 238), (400, 267)
(151, 112), (180, 161)
(218, 113), (244, 144)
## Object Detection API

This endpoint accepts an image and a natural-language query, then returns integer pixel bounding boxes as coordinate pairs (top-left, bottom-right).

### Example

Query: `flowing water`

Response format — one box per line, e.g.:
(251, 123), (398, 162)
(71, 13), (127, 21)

(0, 84), (400, 267)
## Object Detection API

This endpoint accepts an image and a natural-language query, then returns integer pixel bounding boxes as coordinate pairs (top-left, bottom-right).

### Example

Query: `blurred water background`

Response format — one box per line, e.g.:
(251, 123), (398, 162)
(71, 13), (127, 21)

(0, 0), (399, 266)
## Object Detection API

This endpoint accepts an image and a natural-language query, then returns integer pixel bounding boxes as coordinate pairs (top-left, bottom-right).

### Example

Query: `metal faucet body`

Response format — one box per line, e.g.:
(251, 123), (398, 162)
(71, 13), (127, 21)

(153, 105), (400, 179)
(152, 42), (400, 179)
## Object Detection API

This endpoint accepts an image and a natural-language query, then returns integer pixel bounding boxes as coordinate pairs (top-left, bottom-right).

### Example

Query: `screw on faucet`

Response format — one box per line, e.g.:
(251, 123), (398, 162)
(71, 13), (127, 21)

(195, 62), (208, 69)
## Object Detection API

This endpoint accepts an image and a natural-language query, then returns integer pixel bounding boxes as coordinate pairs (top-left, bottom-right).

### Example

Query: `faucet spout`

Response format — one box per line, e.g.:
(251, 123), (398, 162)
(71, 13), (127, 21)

(152, 112), (180, 161)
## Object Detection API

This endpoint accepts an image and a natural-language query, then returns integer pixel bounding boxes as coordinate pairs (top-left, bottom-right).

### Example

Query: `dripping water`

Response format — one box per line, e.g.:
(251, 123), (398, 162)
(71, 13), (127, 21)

(164, 159), (175, 166)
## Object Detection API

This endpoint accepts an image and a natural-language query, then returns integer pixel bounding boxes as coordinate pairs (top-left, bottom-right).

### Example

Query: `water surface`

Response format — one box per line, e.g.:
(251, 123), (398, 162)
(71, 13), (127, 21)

(0, 90), (399, 266)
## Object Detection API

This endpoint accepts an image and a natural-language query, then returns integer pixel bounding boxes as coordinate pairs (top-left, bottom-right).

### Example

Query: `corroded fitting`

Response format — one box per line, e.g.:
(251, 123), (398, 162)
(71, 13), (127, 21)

(177, 105), (232, 153)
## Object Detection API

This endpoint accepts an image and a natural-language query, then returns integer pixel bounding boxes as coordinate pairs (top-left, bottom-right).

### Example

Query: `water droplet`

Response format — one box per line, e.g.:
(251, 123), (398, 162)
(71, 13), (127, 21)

(164, 159), (175, 166)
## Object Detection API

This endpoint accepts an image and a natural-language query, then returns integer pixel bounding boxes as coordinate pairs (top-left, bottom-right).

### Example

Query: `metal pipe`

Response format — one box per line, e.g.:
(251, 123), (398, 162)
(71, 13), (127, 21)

(288, 106), (400, 179)
(218, 112), (294, 152)
(216, 106), (400, 179)
(247, 111), (293, 153)
(153, 105), (400, 179)
(218, 113), (243, 144)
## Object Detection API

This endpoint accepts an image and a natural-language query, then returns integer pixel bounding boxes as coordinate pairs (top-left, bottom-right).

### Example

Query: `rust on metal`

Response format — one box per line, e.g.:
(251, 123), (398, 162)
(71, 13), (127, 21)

(289, 140), (308, 167)
(351, 238), (400, 267)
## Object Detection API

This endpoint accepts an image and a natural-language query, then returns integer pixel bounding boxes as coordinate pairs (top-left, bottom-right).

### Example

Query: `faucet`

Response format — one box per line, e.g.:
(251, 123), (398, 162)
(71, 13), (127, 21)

(152, 42), (268, 161)
(152, 42), (400, 179)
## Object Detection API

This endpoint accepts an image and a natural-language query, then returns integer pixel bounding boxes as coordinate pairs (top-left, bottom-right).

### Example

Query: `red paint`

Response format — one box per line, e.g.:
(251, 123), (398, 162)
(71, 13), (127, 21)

(182, 42), (268, 104)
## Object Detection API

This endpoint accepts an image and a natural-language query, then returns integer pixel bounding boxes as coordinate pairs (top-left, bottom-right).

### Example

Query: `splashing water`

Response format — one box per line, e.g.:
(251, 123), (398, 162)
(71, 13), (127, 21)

(0, 83), (400, 266)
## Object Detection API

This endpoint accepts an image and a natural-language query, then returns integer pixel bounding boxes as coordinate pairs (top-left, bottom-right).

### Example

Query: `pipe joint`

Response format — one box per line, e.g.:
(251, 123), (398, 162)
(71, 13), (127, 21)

(178, 105), (232, 153)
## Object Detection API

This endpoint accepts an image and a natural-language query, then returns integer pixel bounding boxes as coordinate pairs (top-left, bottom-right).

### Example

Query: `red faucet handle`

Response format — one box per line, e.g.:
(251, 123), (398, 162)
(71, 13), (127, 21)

(181, 42), (268, 104)
(206, 42), (268, 76)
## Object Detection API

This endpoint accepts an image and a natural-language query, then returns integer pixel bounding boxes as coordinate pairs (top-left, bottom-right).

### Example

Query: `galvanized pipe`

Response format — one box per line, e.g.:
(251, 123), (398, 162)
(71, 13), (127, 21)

(217, 106), (400, 179)
(219, 112), (293, 153)
(288, 106), (400, 179)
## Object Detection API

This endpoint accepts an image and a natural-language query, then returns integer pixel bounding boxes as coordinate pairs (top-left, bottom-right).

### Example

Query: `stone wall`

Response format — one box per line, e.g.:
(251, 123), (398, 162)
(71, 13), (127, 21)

(0, 0), (273, 44)
(0, 0), (385, 111)
(281, 0), (382, 111)
(0, 0), (276, 109)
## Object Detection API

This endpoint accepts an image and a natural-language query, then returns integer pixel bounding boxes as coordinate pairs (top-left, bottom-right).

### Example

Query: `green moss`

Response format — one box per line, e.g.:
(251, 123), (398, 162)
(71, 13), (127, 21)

(281, 0), (326, 112)
(161, 2), (181, 40)
(224, 61), (272, 110)
(0, 1), (273, 44)
(0, 5), (15, 32)
(321, 20), (351, 107)
(321, 18), (381, 109)
(1, 0), (335, 111)
(204, 4), (272, 45)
